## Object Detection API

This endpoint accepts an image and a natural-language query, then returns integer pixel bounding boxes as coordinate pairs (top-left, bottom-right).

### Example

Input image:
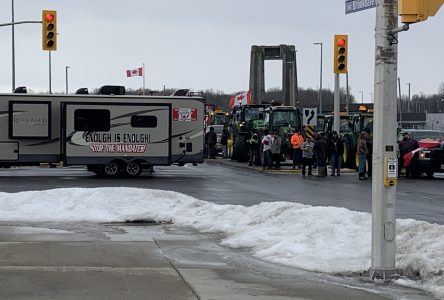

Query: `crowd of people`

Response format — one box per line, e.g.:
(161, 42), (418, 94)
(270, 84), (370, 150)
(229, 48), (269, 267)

(205, 125), (422, 180)
(205, 125), (378, 180)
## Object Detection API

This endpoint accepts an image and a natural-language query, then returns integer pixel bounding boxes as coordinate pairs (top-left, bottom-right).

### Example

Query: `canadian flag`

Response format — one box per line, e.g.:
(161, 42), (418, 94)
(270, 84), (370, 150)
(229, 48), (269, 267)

(229, 91), (252, 108)
(126, 67), (143, 77)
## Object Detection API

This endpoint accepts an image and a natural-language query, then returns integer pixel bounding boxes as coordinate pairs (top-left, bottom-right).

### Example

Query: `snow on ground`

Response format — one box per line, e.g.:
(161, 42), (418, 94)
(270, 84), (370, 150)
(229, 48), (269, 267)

(0, 187), (442, 298)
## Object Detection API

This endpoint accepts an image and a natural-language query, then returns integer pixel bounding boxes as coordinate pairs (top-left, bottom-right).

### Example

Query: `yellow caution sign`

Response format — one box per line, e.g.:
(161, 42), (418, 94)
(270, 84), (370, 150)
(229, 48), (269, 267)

(304, 126), (316, 140)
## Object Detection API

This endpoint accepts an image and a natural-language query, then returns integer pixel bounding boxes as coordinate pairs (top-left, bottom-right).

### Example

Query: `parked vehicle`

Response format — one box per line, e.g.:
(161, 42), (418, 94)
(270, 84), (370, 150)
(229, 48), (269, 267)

(0, 92), (205, 177)
(398, 130), (444, 178)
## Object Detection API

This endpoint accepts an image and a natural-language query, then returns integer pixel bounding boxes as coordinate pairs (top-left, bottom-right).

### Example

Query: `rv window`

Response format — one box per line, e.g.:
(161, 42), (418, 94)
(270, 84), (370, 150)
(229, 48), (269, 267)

(74, 109), (110, 132)
(131, 116), (158, 128)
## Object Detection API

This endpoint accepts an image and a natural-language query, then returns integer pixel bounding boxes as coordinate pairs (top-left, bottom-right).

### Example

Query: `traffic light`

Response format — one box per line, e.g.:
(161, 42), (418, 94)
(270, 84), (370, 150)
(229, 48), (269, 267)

(399, 0), (444, 23)
(42, 10), (57, 51)
(333, 35), (348, 74)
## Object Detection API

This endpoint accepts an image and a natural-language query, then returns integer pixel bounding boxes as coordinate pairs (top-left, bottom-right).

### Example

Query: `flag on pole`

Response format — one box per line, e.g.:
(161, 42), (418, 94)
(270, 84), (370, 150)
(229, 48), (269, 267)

(229, 91), (252, 108)
(126, 67), (143, 77)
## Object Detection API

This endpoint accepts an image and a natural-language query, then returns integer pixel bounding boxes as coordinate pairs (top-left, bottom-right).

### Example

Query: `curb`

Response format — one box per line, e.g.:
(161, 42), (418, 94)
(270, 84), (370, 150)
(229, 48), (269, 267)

(205, 158), (357, 175)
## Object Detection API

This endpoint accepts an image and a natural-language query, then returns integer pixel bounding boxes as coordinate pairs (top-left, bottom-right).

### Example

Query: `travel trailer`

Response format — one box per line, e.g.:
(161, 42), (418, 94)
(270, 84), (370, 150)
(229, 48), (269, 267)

(0, 93), (205, 177)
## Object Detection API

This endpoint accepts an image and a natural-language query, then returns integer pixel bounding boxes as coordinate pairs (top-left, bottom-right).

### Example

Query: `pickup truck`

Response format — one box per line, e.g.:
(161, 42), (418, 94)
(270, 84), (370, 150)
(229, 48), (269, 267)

(398, 130), (444, 178)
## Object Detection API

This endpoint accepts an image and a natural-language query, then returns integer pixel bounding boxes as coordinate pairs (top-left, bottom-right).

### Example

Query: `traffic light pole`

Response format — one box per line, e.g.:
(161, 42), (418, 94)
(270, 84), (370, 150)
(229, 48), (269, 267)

(334, 74), (340, 134)
(363, 0), (400, 282)
(49, 51), (52, 94)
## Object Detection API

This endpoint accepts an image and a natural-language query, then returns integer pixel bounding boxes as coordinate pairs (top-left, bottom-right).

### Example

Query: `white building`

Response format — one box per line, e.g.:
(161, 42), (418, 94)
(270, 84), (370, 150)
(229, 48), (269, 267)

(426, 113), (444, 131)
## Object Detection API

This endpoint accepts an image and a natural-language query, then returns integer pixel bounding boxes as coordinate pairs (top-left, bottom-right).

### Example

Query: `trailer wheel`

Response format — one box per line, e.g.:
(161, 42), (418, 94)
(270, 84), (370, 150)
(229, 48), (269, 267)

(125, 162), (142, 177)
(104, 162), (119, 176)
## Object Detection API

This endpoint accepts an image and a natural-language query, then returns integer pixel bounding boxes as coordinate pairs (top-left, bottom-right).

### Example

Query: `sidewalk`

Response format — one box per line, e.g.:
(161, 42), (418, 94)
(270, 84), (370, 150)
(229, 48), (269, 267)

(0, 221), (404, 300)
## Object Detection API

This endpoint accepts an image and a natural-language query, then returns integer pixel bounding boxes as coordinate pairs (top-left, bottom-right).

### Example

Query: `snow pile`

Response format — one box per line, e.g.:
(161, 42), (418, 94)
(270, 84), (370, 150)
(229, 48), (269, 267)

(0, 188), (442, 298)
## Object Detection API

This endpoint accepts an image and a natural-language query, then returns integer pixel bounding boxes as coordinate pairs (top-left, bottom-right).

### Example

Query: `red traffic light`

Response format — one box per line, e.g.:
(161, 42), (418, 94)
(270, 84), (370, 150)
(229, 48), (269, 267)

(45, 13), (55, 22)
(337, 38), (346, 47)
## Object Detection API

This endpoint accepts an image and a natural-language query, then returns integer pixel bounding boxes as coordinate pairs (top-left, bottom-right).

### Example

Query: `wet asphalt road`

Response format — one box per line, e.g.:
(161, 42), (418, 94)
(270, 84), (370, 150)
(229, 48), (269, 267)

(0, 160), (442, 224)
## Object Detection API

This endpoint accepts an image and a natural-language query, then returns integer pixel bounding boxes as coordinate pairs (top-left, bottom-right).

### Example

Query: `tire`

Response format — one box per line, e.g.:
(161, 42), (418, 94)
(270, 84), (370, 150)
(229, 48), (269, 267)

(125, 162), (142, 177)
(104, 162), (119, 177)
(234, 135), (249, 162)
(426, 170), (434, 178)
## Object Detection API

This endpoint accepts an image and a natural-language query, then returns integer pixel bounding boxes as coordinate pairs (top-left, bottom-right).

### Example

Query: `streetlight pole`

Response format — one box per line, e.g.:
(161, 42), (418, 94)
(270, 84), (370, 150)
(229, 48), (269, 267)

(313, 42), (323, 114)
(360, 91), (364, 104)
(65, 66), (71, 94)
(406, 82), (411, 112)
(11, 0), (15, 92)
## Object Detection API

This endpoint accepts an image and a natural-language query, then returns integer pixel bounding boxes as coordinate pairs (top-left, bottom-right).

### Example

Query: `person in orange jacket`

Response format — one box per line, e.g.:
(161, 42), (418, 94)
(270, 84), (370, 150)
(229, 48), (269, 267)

(290, 129), (304, 169)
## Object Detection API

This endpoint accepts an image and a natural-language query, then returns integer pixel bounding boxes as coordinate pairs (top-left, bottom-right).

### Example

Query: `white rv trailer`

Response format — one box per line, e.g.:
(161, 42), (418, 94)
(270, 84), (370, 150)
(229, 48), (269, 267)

(0, 93), (205, 176)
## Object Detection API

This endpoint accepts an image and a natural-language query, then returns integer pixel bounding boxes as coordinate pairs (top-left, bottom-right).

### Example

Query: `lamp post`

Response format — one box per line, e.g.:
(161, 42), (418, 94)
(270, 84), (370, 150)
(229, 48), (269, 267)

(406, 82), (411, 112)
(360, 91), (364, 104)
(65, 66), (71, 94)
(11, 0), (15, 92)
(313, 42), (323, 114)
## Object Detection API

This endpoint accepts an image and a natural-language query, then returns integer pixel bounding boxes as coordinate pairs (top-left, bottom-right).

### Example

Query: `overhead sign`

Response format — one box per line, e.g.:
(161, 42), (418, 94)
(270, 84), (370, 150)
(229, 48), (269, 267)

(302, 108), (318, 126)
(345, 0), (377, 14)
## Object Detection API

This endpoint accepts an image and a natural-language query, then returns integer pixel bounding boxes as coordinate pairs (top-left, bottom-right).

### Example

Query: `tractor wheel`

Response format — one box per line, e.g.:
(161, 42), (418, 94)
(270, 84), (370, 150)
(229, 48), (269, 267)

(235, 135), (249, 162)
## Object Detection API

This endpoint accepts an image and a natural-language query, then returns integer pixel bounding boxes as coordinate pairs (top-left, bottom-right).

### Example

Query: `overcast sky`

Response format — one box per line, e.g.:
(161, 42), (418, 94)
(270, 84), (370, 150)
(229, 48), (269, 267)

(0, 0), (443, 100)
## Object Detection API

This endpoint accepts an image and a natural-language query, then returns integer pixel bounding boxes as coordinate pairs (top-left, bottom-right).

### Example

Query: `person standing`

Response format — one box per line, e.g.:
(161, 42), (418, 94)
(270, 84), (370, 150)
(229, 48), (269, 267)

(328, 131), (344, 176)
(220, 125), (230, 158)
(301, 136), (314, 176)
(248, 129), (260, 166)
(398, 132), (419, 178)
(357, 131), (368, 180)
(313, 134), (327, 177)
(206, 127), (217, 159)
(290, 129), (304, 169)
(261, 129), (273, 170)
(227, 125), (233, 159)
(271, 133), (282, 170)
(364, 128), (373, 178)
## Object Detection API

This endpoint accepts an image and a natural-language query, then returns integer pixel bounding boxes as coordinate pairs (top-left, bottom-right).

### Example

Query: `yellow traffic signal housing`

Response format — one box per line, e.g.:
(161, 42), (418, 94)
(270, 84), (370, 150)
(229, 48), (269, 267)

(399, 0), (444, 23)
(42, 10), (57, 51)
(333, 35), (348, 74)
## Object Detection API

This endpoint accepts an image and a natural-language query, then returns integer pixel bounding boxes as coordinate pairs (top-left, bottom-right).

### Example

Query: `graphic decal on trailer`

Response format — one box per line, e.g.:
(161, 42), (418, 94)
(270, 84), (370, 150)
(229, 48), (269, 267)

(173, 108), (197, 122)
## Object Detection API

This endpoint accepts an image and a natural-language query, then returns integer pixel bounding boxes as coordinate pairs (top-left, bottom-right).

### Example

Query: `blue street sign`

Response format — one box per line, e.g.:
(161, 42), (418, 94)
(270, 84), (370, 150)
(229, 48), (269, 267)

(345, 0), (377, 14)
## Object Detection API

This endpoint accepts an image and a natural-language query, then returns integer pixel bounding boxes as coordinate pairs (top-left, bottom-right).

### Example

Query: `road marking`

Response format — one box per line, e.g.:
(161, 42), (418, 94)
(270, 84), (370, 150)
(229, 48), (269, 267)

(422, 196), (435, 200)
(396, 193), (408, 196)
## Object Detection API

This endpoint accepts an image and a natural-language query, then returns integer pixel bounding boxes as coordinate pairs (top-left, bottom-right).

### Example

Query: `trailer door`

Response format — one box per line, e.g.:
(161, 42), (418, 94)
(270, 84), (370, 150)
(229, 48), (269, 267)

(62, 103), (171, 165)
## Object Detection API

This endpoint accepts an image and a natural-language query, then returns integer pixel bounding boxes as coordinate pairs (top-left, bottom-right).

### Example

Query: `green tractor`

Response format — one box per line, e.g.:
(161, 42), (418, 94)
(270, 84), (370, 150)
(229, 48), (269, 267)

(264, 106), (302, 159)
(321, 112), (373, 169)
(231, 105), (267, 162)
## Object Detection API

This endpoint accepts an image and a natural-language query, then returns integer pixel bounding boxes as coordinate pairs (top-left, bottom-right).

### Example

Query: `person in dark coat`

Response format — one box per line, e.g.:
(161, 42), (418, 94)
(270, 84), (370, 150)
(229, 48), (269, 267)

(398, 132), (419, 177)
(205, 127), (217, 159)
(248, 129), (260, 166)
(328, 131), (344, 176)
(220, 125), (230, 158)
(364, 128), (373, 178)
(313, 134), (328, 177)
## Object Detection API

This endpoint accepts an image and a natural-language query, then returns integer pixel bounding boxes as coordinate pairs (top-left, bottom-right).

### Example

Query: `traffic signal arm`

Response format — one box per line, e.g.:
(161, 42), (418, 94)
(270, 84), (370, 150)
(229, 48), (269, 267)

(399, 0), (444, 23)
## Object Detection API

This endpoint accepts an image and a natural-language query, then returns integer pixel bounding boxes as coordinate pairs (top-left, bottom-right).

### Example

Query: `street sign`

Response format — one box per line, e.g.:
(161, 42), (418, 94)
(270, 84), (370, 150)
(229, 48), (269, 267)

(345, 0), (377, 14)
(302, 108), (318, 126)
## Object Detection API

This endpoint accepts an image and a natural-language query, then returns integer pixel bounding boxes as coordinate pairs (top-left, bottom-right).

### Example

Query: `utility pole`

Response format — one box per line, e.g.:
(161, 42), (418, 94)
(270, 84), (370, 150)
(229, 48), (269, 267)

(364, 0), (400, 282)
